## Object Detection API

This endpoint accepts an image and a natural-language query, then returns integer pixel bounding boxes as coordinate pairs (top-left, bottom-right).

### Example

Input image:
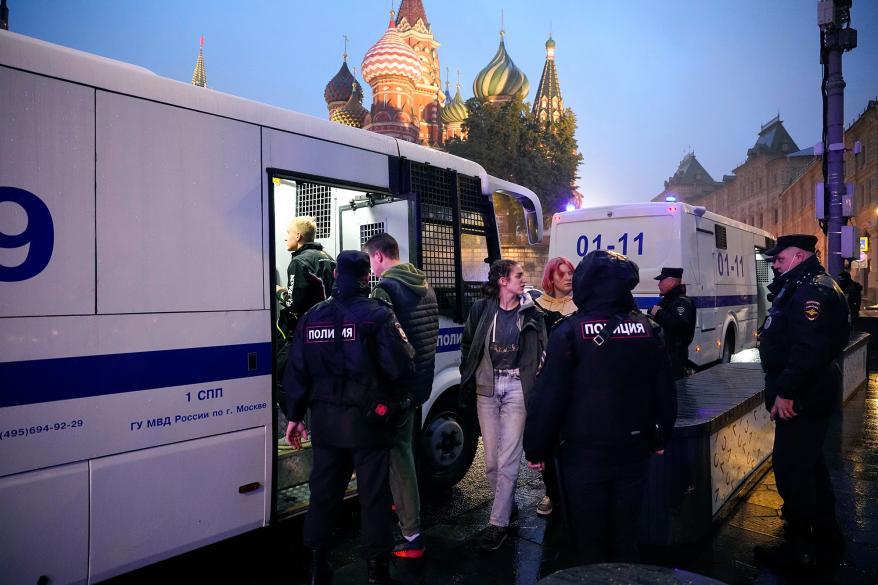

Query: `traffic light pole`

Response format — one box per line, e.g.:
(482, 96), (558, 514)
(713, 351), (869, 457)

(819, 0), (857, 277)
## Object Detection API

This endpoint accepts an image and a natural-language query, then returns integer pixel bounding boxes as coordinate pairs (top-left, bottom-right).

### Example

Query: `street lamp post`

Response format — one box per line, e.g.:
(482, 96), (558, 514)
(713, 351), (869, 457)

(818, 0), (857, 276)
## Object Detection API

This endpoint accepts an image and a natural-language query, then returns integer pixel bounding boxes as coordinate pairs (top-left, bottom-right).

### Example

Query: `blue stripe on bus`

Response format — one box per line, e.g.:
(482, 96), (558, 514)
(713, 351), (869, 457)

(634, 295), (757, 310)
(436, 326), (464, 353)
(0, 342), (272, 408)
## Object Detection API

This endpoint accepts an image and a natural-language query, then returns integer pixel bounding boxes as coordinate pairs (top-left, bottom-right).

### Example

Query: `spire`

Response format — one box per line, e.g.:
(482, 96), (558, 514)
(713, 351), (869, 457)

(395, 0), (429, 30)
(533, 34), (563, 124)
(191, 36), (207, 88)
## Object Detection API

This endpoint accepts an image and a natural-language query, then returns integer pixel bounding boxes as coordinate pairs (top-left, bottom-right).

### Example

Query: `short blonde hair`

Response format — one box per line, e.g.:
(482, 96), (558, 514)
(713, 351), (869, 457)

(290, 216), (317, 242)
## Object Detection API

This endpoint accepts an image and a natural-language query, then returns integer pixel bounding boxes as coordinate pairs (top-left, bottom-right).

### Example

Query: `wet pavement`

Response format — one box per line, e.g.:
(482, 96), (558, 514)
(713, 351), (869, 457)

(109, 351), (878, 585)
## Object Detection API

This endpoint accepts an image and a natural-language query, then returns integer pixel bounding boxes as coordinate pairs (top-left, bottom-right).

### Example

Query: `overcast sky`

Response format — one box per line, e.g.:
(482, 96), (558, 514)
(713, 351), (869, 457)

(8, 0), (878, 210)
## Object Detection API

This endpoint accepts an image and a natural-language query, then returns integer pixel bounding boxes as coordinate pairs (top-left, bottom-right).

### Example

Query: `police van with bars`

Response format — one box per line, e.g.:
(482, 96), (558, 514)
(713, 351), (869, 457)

(0, 30), (543, 584)
(548, 202), (774, 366)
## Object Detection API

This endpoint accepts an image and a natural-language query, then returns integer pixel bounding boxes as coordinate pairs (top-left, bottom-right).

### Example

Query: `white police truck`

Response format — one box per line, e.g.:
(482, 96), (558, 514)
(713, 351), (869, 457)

(548, 202), (774, 366)
(0, 30), (543, 584)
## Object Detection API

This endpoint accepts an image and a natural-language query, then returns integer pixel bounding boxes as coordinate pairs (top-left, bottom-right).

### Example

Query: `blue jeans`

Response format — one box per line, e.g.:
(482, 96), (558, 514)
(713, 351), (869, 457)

(477, 371), (526, 527)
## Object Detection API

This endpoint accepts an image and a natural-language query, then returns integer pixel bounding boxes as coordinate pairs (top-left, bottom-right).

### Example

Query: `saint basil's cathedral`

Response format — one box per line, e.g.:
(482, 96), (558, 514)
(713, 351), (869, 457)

(190, 1), (567, 148)
(319, 0), (565, 147)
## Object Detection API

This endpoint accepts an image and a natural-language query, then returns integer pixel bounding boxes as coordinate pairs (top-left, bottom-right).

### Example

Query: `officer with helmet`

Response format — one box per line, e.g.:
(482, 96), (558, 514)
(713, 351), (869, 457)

(524, 250), (677, 564)
(284, 250), (415, 585)
(754, 234), (849, 570)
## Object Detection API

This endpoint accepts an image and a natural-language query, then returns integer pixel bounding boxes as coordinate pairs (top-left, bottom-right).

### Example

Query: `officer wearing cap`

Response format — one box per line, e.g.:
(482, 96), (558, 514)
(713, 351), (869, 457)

(648, 267), (696, 379)
(284, 250), (415, 585)
(754, 234), (849, 570)
(524, 250), (677, 564)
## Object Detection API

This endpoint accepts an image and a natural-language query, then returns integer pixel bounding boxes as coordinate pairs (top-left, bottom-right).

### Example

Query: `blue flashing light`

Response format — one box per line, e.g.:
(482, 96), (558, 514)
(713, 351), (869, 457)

(565, 202), (576, 212)
(665, 194), (677, 203)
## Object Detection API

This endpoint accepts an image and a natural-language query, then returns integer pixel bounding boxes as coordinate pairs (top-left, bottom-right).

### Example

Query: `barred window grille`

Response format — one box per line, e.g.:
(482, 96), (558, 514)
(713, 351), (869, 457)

(360, 222), (385, 288)
(756, 258), (773, 284)
(409, 163), (490, 319)
(296, 182), (332, 238)
(715, 225), (728, 249)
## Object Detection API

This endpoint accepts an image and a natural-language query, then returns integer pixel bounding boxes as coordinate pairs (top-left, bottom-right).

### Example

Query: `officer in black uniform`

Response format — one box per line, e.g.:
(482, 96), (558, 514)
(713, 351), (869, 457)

(524, 250), (677, 564)
(648, 267), (696, 379)
(284, 250), (415, 585)
(754, 234), (849, 570)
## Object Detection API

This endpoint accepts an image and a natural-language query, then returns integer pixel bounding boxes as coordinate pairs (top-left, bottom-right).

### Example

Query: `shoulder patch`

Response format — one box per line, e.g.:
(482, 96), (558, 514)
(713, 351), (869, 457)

(394, 320), (409, 343)
(676, 306), (686, 316)
(804, 300), (821, 321)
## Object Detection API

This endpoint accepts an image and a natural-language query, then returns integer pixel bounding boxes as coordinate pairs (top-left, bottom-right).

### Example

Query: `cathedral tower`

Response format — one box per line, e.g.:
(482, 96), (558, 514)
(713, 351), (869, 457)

(394, 0), (445, 145)
(191, 36), (207, 87)
(361, 11), (422, 142)
(533, 35), (563, 124)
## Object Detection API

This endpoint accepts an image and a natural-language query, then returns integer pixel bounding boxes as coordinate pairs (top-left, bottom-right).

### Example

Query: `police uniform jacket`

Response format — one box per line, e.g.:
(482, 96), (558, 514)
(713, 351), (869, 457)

(651, 285), (696, 379)
(758, 255), (848, 415)
(371, 263), (439, 406)
(283, 277), (415, 448)
(524, 270), (677, 465)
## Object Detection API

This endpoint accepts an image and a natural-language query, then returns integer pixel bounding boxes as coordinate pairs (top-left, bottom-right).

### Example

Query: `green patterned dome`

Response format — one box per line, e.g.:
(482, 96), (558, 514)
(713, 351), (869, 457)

(330, 82), (369, 128)
(441, 83), (468, 124)
(473, 33), (529, 102)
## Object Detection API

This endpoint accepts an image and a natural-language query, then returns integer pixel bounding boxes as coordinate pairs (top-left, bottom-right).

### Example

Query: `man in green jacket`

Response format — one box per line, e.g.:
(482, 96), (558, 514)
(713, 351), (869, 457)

(364, 233), (439, 559)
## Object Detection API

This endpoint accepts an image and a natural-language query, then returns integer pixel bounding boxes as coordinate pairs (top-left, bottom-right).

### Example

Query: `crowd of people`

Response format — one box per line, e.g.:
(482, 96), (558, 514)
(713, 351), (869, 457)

(277, 215), (855, 584)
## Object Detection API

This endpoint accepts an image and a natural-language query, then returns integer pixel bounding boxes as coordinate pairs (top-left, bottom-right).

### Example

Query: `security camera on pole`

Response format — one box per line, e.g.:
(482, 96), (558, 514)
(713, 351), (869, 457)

(816, 0), (858, 276)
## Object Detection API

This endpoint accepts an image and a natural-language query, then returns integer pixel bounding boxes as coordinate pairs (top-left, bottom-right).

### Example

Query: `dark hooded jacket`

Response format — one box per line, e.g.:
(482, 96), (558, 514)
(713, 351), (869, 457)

(758, 254), (848, 414)
(283, 273), (415, 448)
(524, 251), (677, 464)
(371, 263), (439, 405)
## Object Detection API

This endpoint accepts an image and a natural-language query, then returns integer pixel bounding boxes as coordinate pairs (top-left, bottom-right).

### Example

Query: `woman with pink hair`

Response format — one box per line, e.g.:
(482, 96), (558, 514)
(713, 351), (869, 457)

(536, 256), (577, 330)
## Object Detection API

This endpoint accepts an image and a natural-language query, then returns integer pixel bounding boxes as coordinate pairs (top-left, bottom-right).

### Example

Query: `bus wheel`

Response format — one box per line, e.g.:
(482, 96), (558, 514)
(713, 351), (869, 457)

(418, 392), (478, 492)
(721, 329), (735, 363)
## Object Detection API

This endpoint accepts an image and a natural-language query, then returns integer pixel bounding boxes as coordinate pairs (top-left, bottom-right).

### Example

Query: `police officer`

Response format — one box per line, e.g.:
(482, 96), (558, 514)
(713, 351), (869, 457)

(284, 250), (415, 585)
(363, 233), (439, 559)
(836, 270), (862, 330)
(648, 267), (696, 379)
(754, 235), (849, 570)
(524, 250), (677, 564)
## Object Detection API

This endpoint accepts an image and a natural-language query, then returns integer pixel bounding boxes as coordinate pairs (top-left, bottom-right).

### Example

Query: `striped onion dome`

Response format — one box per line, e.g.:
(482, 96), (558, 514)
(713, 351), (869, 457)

(330, 82), (369, 128)
(441, 82), (468, 124)
(473, 33), (529, 101)
(361, 12), (422, 85)
(324, 60), (358, 108)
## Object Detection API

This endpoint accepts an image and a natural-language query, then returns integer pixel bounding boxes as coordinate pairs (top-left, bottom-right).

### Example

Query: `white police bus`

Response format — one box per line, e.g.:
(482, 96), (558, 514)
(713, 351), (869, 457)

(0, 30), (542, 584)
(548, 202), (774, 366)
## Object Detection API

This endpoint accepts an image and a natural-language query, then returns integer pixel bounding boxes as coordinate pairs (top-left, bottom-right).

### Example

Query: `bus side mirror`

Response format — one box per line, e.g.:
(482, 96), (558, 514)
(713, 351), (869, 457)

(524, 209), (541, 245)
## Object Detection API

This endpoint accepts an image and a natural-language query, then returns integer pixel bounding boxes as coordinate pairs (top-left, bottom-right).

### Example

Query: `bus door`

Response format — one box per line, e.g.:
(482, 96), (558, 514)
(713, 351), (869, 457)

(339, 198), (411, 268)
(270, 175), (385, 519)
(696, 219), (718, 335)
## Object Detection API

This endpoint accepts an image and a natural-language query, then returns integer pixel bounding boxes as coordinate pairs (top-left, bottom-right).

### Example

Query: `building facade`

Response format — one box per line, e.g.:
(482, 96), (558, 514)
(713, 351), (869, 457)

(657, 102), (878, 301)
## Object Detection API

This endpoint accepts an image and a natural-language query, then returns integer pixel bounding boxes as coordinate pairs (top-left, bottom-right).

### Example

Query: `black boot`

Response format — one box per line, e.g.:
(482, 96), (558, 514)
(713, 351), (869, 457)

(308, 548), (332, 585)
(367, 553), (393, 585)
(754, 521), (815, 571)
(813, 516), (845, 567)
